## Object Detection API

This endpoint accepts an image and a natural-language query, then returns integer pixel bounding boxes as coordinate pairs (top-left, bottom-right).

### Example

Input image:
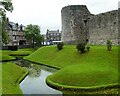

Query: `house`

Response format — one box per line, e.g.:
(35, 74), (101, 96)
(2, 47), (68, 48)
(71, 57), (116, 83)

(6, 18), (26, 46)
(46, 29), (61, 45)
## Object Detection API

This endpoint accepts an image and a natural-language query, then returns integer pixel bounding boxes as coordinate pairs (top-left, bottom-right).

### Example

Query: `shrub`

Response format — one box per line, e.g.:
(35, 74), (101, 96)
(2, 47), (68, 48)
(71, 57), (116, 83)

(76, 43), (86, 53)
(86, 46), (90, 51)
(57, 42), (64, 50)
(107, 40), (112, 51)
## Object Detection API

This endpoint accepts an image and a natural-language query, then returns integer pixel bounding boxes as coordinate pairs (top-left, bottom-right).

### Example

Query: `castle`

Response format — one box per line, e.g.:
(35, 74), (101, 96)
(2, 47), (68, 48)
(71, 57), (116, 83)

(61, 5), (119, 45)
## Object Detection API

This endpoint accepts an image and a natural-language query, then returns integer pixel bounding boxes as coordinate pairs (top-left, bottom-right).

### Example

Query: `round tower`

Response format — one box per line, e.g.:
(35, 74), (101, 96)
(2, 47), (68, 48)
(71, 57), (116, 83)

(61, 5), (91, 44)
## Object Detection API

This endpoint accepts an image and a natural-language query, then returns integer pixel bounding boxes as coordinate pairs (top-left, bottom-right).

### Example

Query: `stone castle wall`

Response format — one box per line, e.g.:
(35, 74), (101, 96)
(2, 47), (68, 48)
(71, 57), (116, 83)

(89, 10), (118, 45)
(61, 5), (119, 45)
(61, 5), (90, 44)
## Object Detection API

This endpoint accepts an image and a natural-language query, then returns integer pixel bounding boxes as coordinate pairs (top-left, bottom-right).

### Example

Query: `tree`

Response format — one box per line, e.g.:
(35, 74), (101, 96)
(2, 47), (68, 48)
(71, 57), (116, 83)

(34, 34), (44, 47)
(0, 0), (13, 45)
(24, 24), (43, 47)
(0, 0), (13, 12)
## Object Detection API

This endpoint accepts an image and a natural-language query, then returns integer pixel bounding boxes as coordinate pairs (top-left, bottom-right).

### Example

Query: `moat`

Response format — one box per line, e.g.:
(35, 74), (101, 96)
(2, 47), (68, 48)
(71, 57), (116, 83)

(14, 60), (62, 95)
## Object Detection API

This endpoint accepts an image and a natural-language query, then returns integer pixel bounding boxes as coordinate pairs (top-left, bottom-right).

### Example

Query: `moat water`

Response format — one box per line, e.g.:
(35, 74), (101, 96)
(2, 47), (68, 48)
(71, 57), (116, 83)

(14, 60), (62, 95)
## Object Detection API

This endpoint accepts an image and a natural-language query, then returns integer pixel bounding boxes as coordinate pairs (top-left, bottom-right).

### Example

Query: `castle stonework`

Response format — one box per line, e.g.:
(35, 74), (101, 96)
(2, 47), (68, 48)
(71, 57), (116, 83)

(61, 5), (119, 45)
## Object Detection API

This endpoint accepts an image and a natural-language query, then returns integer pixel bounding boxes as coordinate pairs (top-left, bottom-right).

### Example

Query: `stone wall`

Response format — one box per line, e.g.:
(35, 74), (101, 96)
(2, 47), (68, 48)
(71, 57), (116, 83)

(61, 5), (90, 44)
(61, 5), (119, 45)
(89, 10), (118, 45)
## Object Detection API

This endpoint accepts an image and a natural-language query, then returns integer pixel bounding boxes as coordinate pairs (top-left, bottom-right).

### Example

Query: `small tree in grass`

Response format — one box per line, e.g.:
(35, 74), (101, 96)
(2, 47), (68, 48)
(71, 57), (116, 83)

(57, 42), (64, 50)
(76, 43), (86, 53)
(107, 40), (112, 51)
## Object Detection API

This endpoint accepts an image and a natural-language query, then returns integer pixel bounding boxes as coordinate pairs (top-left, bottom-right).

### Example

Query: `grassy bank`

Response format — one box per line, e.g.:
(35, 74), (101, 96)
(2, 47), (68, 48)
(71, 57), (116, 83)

(1, 50), (15, 61)
(0, 64), (1, 95)
(25, 45), (118, 93)
(1, 48), (36, 61)
(2, 62), (28, 94)
(25, 45), (118, 69)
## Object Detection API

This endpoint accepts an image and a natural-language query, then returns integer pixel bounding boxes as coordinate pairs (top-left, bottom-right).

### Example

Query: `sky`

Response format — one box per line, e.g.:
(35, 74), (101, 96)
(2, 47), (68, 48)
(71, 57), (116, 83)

(6, 0), (119, 34)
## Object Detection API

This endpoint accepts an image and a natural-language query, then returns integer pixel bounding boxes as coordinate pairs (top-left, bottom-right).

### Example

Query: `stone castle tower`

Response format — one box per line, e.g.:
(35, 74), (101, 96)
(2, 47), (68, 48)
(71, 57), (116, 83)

(61, 5), (119, 45)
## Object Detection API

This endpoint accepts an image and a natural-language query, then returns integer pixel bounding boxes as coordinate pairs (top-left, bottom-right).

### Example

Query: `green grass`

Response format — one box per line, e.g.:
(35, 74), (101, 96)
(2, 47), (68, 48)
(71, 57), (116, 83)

(0, 48), (35, 94)
(47, 64), (118, 87)
(2, 62), (28, 94)
(25, 45), (118, 92)
(25, 45), (118, 69)
(0, 48), (36, 61)
(0, 50), (15, 61)
(0, 64), (2, 95)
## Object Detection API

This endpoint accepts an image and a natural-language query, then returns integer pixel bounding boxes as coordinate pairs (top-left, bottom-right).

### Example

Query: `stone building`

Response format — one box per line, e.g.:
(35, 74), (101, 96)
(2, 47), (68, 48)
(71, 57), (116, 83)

(61, 5), (119, 45)
(6, 18), (26, 46)
(46, 29), (61, 44)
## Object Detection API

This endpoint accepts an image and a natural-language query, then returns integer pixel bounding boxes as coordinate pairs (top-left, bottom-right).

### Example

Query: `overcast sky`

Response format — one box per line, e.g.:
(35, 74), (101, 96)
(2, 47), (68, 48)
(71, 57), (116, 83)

(6, 0), (119, 34)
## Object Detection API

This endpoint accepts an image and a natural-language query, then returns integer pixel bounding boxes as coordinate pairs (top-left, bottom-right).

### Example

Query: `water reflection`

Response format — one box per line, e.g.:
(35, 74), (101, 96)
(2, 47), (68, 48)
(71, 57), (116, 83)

(14, 60), (62, 95)
(14, 60), (32, 68)
(20, 70), (62, 95)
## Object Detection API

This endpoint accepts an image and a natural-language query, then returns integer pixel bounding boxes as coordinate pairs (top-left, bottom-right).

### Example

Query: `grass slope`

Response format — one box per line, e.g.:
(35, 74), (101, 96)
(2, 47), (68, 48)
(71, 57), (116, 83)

(25, 45), (118, 90)
(1, 48), (36, 61)
(47, 64), (118, 87)
(0, 64), (1, 95)
(1, 50), (15, 61)
(2, 62), (28, 94)
(25, 45), (118, 69)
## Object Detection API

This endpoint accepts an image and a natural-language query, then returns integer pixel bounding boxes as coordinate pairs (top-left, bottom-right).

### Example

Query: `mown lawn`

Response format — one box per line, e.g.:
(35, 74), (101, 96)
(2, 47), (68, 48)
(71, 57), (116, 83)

(25, 45), (119, 93)
(1, 50), (15, 61)
(25, 45), (118, 69)
(2, 62), (28, 94)
(0, 48), (36, 61)
(0, 64), (2, 95)
(1, 48), (35, 94)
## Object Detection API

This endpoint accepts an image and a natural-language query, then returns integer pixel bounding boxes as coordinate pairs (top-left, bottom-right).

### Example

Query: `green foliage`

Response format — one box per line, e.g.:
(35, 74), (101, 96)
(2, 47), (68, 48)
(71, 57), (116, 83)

(57, 42), (64, 50)
(0, 0), (13, 45)
(0, 0), (13, 12)
(0, 11), (8, 45)
(107, 40), (112, 51)
(2, 29), (8, 44)
(76, 43), (86, 53)
(34, 34), (44, 47)
(24, 24), (43, 47)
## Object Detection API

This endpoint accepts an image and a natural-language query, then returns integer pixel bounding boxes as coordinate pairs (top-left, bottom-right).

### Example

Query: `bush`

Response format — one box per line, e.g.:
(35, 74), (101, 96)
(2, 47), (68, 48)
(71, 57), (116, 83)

(57, 42), (64, 50)
(107, 40), (112, 51)
(76, 43), (86, 53)
(86, 46), (90, 51)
